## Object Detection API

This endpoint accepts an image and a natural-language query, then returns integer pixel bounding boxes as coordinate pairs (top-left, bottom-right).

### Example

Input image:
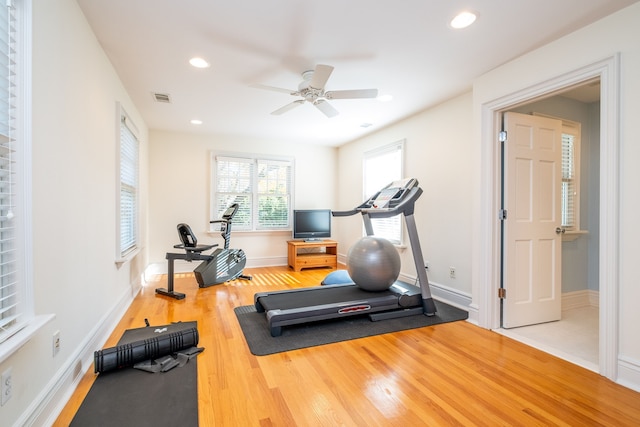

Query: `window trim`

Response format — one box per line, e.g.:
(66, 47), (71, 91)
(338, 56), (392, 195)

(362, 140), (405, 245)
(115, 103), (140, 263)
(0, 0), (54, 364)
(210, 151), (294, 233)
(533, 113), (583, 234)
(561, 121), (581, 231)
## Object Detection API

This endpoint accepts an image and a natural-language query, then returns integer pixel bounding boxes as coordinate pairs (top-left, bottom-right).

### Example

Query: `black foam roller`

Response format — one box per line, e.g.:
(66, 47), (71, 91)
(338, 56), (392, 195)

(94, 326), (199, 373)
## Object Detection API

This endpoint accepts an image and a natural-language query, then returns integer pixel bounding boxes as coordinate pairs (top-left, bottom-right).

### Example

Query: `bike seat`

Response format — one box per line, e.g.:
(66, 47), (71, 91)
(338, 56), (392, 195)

(175, 223), (218, 253)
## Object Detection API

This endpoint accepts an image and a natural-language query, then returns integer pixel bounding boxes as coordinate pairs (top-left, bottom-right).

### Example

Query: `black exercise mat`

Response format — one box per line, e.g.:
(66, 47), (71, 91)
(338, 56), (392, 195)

(235, 301), (468, 356)
(71, 321), (199, 427)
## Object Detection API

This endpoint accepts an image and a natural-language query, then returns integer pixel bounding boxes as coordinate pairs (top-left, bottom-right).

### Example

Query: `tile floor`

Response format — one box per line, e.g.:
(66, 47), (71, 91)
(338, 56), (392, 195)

(496, 305), (599, 372)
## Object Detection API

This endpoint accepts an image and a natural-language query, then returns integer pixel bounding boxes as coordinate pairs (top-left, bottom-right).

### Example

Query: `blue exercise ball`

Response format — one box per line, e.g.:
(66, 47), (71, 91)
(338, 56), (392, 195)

(347, 236), (400, 291)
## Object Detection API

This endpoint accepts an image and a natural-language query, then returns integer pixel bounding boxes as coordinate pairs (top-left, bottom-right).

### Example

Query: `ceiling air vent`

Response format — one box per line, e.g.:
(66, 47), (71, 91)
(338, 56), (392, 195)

(153, 92), (171, 103)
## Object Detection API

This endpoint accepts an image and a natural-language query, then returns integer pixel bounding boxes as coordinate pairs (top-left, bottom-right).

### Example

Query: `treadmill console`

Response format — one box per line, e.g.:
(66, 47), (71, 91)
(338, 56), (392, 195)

(361, 178), (418, 210)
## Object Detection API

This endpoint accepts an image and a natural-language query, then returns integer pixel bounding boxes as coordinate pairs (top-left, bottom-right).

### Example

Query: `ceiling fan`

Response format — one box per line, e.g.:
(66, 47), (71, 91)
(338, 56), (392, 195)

(251, 64), (378, 118)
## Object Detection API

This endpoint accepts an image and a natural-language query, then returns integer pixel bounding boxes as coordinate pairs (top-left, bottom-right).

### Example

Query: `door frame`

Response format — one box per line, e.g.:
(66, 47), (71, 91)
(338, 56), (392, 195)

(476, 54), (619, 379)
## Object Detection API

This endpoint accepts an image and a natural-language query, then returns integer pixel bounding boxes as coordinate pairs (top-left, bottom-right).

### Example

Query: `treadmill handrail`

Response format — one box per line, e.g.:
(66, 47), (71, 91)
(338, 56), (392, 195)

(331, 178), (421, 218)
(331, 209), (359, 217)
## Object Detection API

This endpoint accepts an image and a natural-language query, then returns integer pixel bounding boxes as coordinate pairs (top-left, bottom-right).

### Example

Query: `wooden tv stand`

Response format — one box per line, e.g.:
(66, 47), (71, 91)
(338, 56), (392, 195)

(287, 239), (338, 272)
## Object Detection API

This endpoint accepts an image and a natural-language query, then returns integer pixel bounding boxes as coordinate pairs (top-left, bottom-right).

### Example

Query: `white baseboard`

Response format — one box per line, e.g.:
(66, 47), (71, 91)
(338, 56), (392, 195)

(146, 256), (288, 277)
(617, 355), (640, 393)
(562, 289), (599, 311)
(27, 285), (138, 427)
(465, 303), (480, 325)
(430, 282), (473, 312)
(246, 256), (287, 268)
(397, 272), (473, 313)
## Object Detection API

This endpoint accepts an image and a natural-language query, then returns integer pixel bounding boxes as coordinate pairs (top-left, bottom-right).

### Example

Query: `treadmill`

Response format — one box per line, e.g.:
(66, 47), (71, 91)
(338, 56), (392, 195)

(254, 178), (436, 337)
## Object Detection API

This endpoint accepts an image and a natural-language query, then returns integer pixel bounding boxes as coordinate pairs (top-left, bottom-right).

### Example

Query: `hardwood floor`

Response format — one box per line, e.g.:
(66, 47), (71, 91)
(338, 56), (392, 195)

(54, 266), (640, 426)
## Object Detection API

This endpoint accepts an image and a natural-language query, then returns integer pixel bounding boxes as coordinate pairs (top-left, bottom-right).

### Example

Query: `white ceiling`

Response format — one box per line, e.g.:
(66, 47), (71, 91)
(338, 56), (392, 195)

(76, 0), (636, 147)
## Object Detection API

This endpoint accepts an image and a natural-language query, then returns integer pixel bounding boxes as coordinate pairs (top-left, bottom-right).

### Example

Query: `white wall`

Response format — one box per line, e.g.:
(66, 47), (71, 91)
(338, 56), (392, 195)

(335, 92), (473, 296)
(472, 3), (640, 390)
(148, 130), (337, 271)
(0, 1), (149, 426)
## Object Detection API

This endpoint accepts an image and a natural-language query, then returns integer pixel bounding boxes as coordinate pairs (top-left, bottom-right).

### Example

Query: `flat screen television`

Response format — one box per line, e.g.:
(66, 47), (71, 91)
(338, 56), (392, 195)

(292, 209), (332, 241)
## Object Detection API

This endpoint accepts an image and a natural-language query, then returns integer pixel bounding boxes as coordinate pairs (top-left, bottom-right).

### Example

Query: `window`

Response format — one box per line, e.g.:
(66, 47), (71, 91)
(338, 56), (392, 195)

(1, 0), (28, 345)
(363, 140), (404, 244)
(116, 106), (139, 260)
(212, 154), (293, 231)
(533, 114), (582, 231)
(561, 122), (581, 230)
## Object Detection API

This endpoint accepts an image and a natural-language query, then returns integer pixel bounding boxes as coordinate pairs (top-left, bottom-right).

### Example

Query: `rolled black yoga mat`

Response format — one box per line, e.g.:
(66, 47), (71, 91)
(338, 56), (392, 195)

(94, 323), (199, 373)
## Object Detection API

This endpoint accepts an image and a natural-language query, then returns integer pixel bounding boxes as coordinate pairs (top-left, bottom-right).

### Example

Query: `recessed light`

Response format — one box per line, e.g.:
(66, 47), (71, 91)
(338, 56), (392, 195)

(189, 57), (210, 68)
(377, 94), (393, 102)
(450, 11), (477, 29)
(190, 119), (203, 125)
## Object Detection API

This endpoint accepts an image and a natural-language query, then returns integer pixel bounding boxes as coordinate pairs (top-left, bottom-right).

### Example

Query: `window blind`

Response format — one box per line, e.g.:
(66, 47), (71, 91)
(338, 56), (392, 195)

(0, 0), (18, 342)
(256, 159), (290, 229)
(561, 133), (576, 228)
(119, 116), (138, 256)
(215, 156), (254, 230)
(214, 155), (292, 231)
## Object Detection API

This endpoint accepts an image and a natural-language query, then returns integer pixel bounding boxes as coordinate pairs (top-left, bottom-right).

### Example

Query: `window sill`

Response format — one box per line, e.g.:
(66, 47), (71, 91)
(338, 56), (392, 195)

(115, 247), (141, 266)
(562, 230), (589, 242)
(0, 314), (56, 364)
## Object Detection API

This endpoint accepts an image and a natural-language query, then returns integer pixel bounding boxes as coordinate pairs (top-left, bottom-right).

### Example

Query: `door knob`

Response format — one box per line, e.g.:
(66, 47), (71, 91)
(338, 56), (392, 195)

(555, 227), (565, 234)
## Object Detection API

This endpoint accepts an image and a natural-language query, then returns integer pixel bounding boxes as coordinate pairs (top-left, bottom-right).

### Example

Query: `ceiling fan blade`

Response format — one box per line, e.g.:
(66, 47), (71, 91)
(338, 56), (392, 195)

(271, 100), (305, 115)
(325, 88), (379, 99)
(308, 64), (334, 90)
(314, 100), (339, 118)
(250, 83), (299, 95)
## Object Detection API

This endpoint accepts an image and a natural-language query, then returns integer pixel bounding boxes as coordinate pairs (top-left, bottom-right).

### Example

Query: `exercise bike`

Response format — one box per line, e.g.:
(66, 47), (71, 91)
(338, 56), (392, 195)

(155, 203), (251, 300)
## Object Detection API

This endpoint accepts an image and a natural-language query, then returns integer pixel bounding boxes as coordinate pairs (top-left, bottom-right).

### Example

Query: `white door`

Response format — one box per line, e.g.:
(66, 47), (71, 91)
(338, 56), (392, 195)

(502, 112), (563, 328)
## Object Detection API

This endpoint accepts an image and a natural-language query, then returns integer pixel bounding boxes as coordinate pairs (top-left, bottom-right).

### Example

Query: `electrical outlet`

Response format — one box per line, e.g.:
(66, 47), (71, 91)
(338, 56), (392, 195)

(53, 330), (61, 357)
(449, 267), (456, 279)
(1, 367), (12, 406)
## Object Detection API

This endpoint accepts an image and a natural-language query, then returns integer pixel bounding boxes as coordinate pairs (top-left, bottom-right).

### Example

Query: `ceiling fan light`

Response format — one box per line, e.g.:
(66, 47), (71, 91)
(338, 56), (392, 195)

(450, 11), (477, 29)
(189, 57), (210, 68)
(190, 119), (203, 125)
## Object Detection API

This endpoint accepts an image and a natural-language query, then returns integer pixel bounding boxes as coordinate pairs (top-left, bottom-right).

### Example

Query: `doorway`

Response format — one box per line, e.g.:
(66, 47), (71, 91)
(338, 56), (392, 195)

(498, 87), (600, 371)
(477, 55), (620, 380)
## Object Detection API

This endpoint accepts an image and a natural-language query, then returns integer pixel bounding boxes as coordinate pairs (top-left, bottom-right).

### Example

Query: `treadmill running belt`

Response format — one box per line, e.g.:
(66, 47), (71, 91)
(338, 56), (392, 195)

(258, 285), (393, 311)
